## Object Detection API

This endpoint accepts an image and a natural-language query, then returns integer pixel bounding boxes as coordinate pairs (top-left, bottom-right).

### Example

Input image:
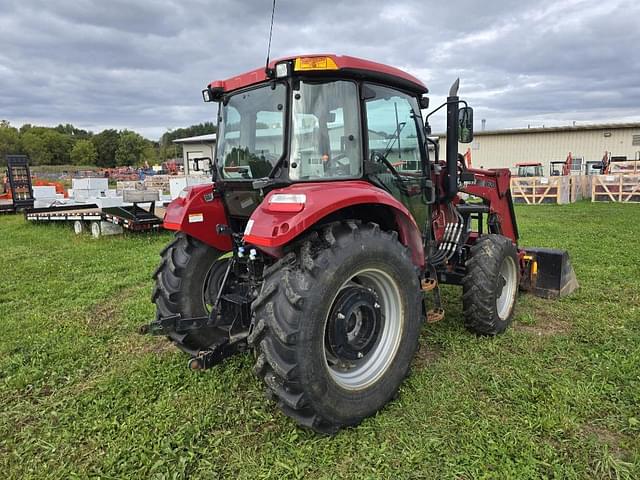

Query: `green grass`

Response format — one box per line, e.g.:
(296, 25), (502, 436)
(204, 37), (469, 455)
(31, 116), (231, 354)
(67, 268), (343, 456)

(1, 202), (639, 479)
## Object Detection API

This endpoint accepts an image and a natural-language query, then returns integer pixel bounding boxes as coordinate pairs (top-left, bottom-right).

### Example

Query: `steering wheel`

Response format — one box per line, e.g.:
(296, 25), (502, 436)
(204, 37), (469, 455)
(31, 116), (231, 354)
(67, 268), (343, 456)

(260, 152), (279, 163)
(325, 153), (351, 175)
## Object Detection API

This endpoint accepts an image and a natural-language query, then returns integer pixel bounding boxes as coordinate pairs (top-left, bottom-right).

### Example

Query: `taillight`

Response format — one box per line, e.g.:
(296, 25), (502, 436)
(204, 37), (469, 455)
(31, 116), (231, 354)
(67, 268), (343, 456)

(267, 193), (306, 213)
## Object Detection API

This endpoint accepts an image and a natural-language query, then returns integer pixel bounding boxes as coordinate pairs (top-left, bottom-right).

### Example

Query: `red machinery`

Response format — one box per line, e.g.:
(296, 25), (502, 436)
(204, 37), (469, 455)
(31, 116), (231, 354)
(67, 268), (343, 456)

(32, 178), (68, 198)
(144, 54), (577, 433)
(515, 162), (544, 177)
(162, 160), (179, 175)
(550, 152), (578, 176)
(463, 147), (472, 168)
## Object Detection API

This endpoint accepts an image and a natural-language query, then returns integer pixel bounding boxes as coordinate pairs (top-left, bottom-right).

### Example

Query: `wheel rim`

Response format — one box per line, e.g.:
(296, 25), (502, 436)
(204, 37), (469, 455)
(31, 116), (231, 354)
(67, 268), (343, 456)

(91, 222), (100, 238)
(496, 256), (518, 320)
(201, 259), (229, 314)
(324, 268), (403, 391)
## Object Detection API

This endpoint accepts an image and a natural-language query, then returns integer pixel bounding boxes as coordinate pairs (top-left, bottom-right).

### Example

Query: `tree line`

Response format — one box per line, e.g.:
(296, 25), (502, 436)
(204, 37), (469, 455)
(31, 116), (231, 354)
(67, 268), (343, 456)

(0, 120), (216, 168)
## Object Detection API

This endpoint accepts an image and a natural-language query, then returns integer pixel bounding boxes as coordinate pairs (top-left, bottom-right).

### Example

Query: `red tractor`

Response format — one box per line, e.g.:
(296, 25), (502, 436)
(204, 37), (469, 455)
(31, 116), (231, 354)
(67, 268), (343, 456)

(144, 55), (577, 433)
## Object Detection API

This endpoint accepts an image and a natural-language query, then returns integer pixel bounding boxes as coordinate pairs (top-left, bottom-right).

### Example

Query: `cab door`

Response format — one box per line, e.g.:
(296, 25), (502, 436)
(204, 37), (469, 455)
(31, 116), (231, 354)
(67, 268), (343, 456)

(363, 84), (428, 230)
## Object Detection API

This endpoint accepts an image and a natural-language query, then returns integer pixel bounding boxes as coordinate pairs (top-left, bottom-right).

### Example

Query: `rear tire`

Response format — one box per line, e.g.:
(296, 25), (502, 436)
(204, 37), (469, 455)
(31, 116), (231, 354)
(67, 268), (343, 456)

(73, 220), (85, 235)
(152, 232), (233, 352)
(248, 221), (422, 433)
(91, 221), (101, 238)
(462, 234), (519, 335)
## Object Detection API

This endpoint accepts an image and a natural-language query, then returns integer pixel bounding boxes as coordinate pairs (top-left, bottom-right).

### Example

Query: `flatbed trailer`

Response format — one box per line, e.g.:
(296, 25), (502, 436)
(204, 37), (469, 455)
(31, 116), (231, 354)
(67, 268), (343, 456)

(0, 199), (16, 214)
(25, 202), (165, 238)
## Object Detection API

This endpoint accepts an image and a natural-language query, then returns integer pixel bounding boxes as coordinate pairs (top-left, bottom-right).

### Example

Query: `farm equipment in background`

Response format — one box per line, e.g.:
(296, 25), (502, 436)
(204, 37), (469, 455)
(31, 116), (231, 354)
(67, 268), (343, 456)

(143, 54), (578, 433)
(601, 151), (640, 175)
(585, 160), (603, 176)
(1, 155), (35, 213)
(550, 152), (583, 176)
(161, 160), (180, 175)
(463, 147), (472, 168)
(104, 166), (139, 181)
(32, 178), (68, 198)
(515, 162), (544, 177)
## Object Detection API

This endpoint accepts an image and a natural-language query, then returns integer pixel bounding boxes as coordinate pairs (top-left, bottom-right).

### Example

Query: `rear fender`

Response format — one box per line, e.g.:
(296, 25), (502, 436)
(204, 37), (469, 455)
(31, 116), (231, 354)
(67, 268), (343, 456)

(243, 181), (425, 268)
(163, 184), (232, 251)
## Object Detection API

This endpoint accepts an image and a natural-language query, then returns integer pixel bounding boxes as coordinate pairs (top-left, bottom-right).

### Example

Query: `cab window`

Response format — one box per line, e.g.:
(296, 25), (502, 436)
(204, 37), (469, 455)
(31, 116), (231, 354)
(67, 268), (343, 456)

(364, 85), (422, 174)
(289, 81), (362, 180)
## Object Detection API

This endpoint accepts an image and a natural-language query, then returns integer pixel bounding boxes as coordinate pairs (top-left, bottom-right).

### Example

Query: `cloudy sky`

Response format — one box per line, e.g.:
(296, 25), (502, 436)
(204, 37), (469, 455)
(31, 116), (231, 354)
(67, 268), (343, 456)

(1, 0), (638, 139)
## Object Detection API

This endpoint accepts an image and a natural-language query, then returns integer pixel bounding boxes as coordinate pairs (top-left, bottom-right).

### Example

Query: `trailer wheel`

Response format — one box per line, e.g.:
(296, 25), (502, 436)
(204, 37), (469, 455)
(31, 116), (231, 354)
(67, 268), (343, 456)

(249, 221), (422, 433)
(462, 234), (519, 335)
(152, 232), (235, 352)
(73, 220), (85, 235)
(90, 221), (101, 238)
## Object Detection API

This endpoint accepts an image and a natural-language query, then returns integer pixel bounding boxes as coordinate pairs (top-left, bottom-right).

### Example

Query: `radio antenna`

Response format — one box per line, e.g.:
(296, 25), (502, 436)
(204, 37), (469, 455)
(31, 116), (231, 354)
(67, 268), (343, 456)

(265, 0), (277, 74)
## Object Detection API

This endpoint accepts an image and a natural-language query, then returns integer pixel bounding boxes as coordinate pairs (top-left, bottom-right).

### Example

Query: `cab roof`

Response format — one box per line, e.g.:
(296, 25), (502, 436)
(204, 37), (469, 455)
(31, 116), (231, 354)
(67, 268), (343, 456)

(208, 54), (428, 96)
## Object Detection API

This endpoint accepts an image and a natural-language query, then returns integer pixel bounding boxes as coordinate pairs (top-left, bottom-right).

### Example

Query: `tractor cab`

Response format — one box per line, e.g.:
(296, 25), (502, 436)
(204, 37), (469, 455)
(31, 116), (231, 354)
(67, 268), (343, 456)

(201, 55), (435, 234)
(515, 162), (544, 177)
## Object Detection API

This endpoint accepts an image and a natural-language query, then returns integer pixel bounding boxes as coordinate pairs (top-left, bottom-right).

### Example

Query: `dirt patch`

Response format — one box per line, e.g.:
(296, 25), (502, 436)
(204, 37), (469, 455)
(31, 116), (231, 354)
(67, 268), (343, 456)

(515, 319), (571, 336)
(514, 305), (571, 336)
(413, 344), (442, 368)
(119, 333), (176, 356)
(85, 284), (147, 328)
(583, 424), (628, 458)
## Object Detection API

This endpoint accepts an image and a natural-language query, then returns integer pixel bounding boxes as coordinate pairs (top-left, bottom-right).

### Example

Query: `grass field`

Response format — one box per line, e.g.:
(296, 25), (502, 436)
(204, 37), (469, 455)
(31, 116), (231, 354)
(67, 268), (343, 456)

(1, 202), (639, 479)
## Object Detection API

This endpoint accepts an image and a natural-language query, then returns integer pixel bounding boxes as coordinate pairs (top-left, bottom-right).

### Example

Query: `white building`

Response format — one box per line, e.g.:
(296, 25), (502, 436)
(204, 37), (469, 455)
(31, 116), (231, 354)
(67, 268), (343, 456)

(172, 133), (216, 175)
(439, 122), (640, 174)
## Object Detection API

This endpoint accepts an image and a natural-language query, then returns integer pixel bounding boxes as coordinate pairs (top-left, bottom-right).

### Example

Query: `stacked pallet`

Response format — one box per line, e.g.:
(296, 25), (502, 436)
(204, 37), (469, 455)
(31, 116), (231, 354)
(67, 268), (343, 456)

(115, 181), (144, 195)
(143, 175), (170, 193)
(592, 175), (640, 203)
(71, 178), (109, 201)
(511, 176), (571, 204)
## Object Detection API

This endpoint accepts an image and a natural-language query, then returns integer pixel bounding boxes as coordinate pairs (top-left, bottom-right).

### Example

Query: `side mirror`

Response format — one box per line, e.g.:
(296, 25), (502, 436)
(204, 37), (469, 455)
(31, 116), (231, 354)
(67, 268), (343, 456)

(458, 107), (473, 143)
(419, 96), (429, 109)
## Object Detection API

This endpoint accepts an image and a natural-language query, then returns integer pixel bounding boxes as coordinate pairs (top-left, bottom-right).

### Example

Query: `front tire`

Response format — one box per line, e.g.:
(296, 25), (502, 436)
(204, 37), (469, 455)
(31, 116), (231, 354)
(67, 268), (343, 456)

(248, 221), (422, 433)
(462, 234), (519, 335)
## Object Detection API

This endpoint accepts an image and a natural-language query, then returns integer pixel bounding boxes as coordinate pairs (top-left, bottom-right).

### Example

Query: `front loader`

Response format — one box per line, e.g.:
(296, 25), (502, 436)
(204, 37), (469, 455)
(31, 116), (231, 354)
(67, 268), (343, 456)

(144, 54), (578, 433)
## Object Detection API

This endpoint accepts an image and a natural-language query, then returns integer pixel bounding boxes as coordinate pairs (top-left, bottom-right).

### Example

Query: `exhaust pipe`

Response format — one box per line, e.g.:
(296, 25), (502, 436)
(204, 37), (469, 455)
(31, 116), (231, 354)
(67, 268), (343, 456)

(445, 79), (460, 200)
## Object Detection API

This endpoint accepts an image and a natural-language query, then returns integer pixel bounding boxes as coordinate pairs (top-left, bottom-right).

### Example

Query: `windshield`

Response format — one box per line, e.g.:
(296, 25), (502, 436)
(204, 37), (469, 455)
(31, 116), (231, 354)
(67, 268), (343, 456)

(518, 165), (543, 177)
(216, 83), (286, 179)
(289, 81), (362, 180)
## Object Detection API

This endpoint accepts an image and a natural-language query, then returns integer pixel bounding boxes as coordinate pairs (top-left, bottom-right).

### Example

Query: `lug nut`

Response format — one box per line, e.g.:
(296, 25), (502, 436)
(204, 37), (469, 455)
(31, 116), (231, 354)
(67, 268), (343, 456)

(374, 302), (380, 309)
(357, 352), (363, 359)
(337, 312), (345, 320)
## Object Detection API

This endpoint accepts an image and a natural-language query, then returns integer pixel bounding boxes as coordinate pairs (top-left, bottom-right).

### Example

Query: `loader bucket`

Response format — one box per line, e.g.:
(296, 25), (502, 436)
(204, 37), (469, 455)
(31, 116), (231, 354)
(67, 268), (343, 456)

(521, 247), (578, 299)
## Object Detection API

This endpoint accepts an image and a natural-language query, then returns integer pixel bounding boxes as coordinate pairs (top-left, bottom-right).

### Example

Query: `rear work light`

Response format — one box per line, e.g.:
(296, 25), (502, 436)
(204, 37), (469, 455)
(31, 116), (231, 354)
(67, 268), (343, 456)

(202, 88), (213, 102)
(294, 56), (339, 71)
(275, 62), (290, 78)
(267, 193), (306, 212)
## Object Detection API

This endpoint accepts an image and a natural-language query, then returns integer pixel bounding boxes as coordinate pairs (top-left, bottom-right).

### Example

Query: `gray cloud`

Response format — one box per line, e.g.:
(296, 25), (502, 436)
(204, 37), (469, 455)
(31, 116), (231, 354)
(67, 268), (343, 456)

(0, 0), (638, 139)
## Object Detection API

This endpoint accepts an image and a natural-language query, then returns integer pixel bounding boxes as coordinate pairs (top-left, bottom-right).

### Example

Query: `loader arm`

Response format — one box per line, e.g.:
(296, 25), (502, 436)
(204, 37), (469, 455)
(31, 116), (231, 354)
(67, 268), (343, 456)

(461, 167), (518, 242)
(461, 166), (577, 299)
